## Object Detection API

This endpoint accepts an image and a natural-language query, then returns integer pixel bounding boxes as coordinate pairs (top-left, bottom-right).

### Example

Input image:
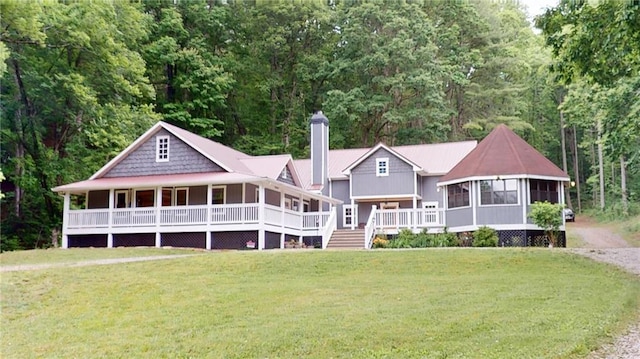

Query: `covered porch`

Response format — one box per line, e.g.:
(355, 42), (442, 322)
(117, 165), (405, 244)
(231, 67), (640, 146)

(54, 173), (340, 250)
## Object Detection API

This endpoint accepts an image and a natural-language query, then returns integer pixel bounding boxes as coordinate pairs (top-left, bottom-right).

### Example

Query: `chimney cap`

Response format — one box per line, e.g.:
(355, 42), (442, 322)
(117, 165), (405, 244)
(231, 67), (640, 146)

(310, 111), (328, 125)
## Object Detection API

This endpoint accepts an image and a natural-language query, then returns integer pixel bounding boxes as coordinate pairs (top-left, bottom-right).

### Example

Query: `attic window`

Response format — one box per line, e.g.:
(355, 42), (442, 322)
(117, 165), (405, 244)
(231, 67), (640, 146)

(281, 168), (287, 179)
(156, 136), (169, 162)
(376, 158), (389, 177)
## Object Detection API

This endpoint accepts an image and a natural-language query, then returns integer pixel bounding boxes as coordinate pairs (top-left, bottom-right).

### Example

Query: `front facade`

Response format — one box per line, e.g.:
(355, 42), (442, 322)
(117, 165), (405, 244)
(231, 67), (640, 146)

(54, 114), (570, 249)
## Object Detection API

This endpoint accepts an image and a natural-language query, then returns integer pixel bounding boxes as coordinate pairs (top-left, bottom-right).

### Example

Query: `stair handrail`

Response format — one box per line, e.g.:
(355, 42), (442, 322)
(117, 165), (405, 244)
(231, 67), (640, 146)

(363, 205), (377, 249)
(321, 207), (338, 249)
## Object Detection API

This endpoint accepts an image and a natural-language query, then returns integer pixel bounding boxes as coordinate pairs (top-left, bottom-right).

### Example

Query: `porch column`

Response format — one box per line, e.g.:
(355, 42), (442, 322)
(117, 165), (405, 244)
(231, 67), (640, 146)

(206, 184), (212, 250)
(298, 193), (304, 245)
(107, 189), (114, 248)
(559, 181), (566, 225)
(350, 198), (355, 230)
(412, 196), (417, 231)
(155, 186), (162, 247)
(280, 191), (285, 249)
(62, 192), (70, 249)
(258, 184), (265, 250)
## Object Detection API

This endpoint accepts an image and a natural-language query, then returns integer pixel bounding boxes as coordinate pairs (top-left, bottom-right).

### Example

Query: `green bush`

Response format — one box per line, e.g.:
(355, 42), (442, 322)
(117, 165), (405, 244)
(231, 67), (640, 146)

(472, 226), (498, 247)
(385, 229), (459, 248)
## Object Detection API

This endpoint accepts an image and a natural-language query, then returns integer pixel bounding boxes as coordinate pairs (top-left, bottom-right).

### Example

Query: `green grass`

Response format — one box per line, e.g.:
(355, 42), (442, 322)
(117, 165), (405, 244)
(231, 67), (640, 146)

(0, 247), (198, 266)
(2, 249), (639, 358)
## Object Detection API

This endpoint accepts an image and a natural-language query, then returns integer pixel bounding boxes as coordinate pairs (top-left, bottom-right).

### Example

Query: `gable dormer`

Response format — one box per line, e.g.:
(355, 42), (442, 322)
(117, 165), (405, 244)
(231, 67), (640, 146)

(102, 128), (223, 178)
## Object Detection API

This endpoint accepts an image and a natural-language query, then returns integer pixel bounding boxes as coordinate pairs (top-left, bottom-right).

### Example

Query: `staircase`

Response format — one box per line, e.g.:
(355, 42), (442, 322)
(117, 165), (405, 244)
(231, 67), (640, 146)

(326, 229), (366, 249)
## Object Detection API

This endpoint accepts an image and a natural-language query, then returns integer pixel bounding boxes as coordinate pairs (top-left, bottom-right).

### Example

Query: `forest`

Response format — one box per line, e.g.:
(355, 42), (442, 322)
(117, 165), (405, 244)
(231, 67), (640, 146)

(1, 0), (638, 250)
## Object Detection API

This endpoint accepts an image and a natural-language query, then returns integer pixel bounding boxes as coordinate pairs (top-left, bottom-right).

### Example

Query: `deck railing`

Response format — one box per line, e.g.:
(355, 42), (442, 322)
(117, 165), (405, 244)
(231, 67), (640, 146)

(67, 203), (330, 232)
(321, 207), (337, 249)
(363, 205), (377, 249)
(374, 208), (443, 231)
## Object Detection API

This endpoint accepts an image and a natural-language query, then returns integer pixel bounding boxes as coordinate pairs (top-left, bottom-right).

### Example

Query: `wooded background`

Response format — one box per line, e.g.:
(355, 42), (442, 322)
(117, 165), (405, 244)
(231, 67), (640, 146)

(1, 0), (638, 250)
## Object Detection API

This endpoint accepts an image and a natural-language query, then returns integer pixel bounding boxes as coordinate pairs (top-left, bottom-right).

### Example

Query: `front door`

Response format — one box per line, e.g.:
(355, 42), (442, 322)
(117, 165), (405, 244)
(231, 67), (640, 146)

(380, 202), (399, 228)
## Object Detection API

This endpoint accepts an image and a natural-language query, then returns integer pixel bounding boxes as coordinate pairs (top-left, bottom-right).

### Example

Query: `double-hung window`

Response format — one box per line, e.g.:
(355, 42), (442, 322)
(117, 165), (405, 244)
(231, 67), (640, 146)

(376, 158), (389, 177)
(156, 136), (169, 162)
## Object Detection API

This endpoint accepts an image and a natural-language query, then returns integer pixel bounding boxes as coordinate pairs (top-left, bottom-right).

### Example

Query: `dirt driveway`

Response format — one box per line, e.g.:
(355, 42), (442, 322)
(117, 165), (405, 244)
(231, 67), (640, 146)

(566, 216), (640, 359)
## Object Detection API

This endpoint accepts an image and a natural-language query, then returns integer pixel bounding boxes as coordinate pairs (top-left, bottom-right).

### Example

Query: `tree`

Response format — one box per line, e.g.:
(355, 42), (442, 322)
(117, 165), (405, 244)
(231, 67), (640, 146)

(528, 201), (564, 247)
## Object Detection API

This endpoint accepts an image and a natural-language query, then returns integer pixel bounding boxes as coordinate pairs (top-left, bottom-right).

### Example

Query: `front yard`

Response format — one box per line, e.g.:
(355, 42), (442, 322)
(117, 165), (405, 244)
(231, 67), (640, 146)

(1, 249), (639, 358)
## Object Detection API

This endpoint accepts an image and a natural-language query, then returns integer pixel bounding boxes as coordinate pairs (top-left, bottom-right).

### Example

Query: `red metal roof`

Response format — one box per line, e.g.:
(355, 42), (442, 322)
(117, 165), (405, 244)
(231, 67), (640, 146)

(438, 124), (570, 184)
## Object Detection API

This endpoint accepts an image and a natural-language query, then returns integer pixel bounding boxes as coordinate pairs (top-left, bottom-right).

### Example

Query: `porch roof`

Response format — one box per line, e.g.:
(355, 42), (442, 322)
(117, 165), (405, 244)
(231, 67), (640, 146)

(52, 172), (341, 204)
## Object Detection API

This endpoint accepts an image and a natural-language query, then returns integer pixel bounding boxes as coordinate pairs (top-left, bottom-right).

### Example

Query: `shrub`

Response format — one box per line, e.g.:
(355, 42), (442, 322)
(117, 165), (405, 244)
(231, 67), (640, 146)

(372, 236), (389, 248)
(472, 226), (498, 247)
(528, 201), (563, 247)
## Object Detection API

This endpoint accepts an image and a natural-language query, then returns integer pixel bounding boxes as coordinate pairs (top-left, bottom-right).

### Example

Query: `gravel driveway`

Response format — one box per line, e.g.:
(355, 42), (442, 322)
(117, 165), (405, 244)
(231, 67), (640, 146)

(565, 218), (640, 359)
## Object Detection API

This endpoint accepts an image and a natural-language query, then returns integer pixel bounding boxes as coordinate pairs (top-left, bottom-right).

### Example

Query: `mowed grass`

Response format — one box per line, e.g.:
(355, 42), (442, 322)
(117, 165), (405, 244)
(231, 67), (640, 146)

(0, 247), (198, 266)
(2, 249), (639, 358)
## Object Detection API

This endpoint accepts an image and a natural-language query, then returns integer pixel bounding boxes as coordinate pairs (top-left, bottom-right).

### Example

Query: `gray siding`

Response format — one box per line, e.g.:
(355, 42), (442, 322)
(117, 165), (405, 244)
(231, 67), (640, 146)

(351, 148), (414, 197)
(445, 207), (473, 227)
(277, 165), (295, 186)
(332, 180), (350, 227)
(104, 129), (222, 178)
(311, 120), (328, 186)
(420, 176), (443, 207)
(477, 205), (524, 225)
(88, 190), (109, 209)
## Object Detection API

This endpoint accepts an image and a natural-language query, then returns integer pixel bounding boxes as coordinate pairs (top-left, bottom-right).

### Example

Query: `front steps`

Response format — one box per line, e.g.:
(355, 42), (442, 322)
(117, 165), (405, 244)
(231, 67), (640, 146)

(327, 229), (366, 249)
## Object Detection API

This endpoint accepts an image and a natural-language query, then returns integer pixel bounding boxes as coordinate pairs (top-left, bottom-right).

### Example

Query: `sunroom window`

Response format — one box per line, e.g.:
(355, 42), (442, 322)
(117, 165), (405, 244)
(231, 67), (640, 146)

(480, 179), (518, 205)
(530, 179), (558, 203)
(447, 182), (470, 208)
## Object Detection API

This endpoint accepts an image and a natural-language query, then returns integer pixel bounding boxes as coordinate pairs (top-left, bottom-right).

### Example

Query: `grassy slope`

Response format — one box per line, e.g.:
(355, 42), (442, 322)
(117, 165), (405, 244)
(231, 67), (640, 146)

(2, 249), (639, 358)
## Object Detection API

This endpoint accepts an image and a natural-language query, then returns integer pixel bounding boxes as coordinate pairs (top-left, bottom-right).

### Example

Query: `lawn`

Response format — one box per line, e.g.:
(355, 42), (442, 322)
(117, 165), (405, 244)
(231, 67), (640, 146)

(2, 249), (639, 358)
(0, 247), (198, 266)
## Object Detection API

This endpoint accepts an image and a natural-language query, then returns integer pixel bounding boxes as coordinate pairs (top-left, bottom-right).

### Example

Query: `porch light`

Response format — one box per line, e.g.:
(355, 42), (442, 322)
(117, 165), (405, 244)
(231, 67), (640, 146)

(570, 181), (575, 187)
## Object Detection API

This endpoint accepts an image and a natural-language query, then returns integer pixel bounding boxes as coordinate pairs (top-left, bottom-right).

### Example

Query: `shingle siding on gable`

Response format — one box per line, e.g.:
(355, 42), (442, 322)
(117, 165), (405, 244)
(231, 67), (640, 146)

(277, 166), (295, 186)
(103, 129), (222, 178)
(351, 148), (414, 197)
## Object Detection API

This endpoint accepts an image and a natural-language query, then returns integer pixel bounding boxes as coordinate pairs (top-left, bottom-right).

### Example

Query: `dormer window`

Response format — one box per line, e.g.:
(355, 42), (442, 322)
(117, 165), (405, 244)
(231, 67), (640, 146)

(376, 158), (389, 177)
(156, 136), (169, 162)
(281, 168), (287, 179)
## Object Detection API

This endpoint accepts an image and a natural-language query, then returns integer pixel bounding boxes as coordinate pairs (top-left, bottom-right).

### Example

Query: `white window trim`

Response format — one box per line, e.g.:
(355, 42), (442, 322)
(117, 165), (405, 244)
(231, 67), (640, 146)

(376, 157), (389, 177)
(446, 183), (472, 210)
(115, 190), (129, 208)
(211, 185), (226, 205)
(343, 204), (356, 227)
(156, 136), (170, 162)
(292, 199), (300, 212)
(284, 197), (292, 210)
(133, 188), (155, 208)
(281, 167), (288, 179)
(478, 179), (520, 207)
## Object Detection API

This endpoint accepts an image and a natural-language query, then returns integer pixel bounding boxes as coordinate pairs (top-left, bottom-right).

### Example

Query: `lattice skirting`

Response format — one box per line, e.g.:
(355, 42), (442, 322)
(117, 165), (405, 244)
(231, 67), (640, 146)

(211, 231), (258, 250)
(114, 233), (155, 247)
(497, 229), (566, 247)
(68, 234), (107, 248)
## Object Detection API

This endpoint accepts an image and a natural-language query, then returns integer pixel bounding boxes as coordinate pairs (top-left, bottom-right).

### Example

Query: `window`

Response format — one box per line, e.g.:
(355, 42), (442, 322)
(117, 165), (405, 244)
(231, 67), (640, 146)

(376, 157), (389, 177)
(281, 168), (288, 179)
(162, 188), (189, 206)
(530, 179), (558, 204)
(115, 190), (129, 208)
(292, 199), (300, 211)
(211, 186), (225, 205)
(343, 205), (356, 227)
(156, 136), (169, 162)
(284, 198), (292, 210)
(135, 189), (155, 207)
(447, 182), (470, 208)
(480, 179), (518, 205)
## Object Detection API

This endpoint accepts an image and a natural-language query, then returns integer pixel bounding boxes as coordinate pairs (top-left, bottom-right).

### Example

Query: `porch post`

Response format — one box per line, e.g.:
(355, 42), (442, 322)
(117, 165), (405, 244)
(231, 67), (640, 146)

(298, 193), (304, 245)
(559, 181), (566, 225)
(350, 198), (355, 230)
(206, 184), (212, 250)
(258, 184), (265, 250)
(107, 189), (114, 248)
(280, 191), (285, 249)
(62, 192), (70, 249)
(155, 186), (162, 247)
(412, 196), (417, 231)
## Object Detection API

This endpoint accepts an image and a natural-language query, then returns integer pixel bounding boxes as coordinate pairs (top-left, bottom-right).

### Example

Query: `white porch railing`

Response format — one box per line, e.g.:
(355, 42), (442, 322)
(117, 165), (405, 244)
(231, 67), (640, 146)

(67, 203), (330, 232)
(374, 208), (443, 231)
(321, 207), (337, 249)
(364, 205), (377, 249)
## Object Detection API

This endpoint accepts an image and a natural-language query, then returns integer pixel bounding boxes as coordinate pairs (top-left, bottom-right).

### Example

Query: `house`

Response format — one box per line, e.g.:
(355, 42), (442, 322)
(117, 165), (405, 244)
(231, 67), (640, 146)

(53, 112), (570, 249)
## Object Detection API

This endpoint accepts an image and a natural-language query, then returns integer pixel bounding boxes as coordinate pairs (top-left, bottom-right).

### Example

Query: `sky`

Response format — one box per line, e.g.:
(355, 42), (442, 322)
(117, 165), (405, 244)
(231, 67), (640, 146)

(520, 0), (559, 19)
